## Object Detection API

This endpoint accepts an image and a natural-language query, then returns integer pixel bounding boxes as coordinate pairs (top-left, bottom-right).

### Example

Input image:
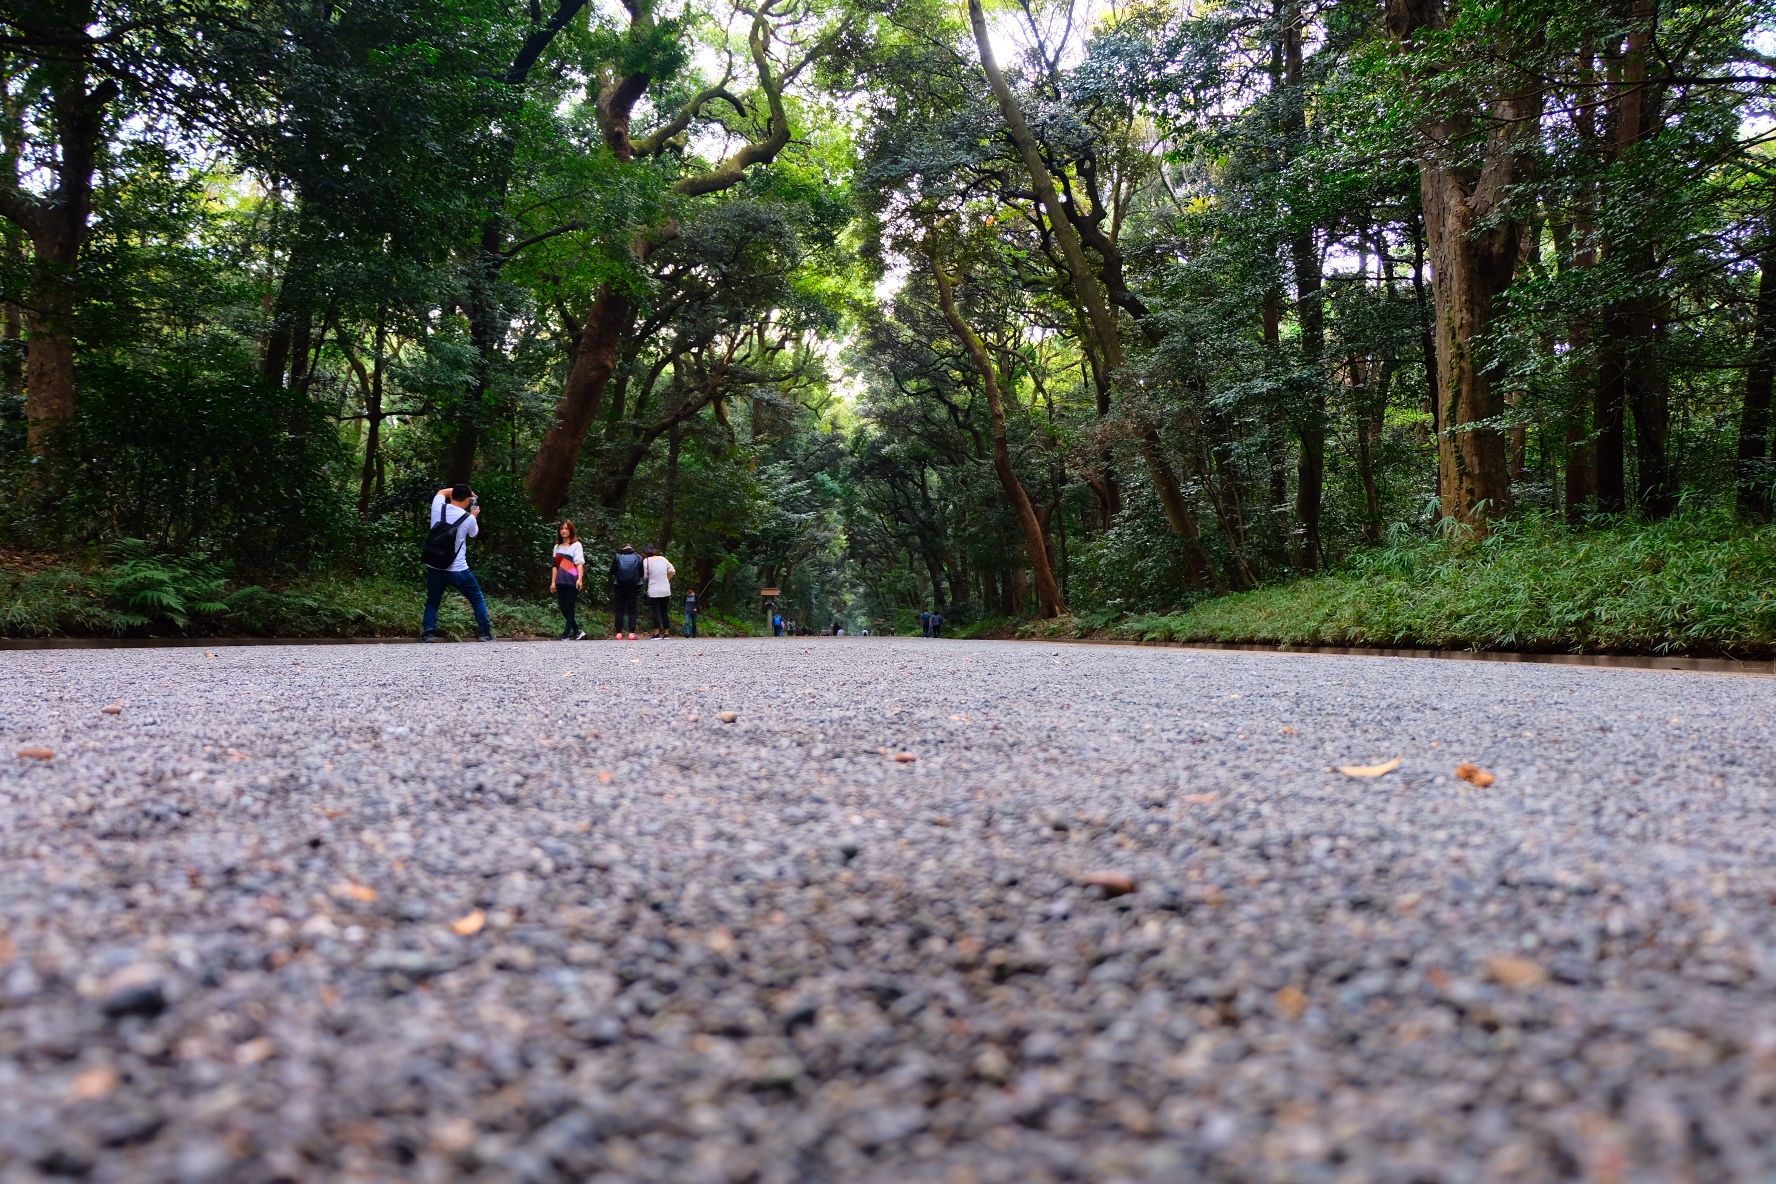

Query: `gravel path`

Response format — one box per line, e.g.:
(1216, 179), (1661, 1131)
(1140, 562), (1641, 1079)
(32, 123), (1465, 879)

(1, 638), (1773, 1183)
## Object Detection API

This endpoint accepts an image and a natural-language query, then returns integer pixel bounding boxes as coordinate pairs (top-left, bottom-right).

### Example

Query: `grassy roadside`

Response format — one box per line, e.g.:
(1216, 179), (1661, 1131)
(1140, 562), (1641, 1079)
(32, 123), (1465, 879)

(1021, 509), (1776, 657)
(0, 555), (763, 641)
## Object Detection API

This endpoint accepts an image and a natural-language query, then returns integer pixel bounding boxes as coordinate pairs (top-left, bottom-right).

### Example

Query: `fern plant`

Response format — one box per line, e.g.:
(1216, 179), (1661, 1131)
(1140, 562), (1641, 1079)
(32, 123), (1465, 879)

(103, 540), (230, 630)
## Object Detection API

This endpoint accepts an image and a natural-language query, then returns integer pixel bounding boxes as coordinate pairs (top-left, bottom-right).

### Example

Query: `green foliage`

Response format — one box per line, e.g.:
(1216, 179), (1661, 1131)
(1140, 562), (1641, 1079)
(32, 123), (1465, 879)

(1106, 509), (1776, 656)
(103, 542), (230, 629)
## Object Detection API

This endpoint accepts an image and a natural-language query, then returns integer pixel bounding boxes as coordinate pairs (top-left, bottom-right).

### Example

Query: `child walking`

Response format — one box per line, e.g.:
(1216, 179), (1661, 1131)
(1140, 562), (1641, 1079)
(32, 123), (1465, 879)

(550, 521), (585, 640)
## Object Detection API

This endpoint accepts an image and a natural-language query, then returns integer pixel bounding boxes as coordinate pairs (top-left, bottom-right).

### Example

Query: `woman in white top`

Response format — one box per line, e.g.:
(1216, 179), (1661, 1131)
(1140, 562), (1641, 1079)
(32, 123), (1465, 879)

(642, 544), (676, 639)
(549, 521), (586, 640)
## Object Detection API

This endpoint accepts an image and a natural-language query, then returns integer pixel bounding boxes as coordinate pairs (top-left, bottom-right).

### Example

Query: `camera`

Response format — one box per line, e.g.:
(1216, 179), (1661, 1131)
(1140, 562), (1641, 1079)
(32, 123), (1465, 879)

(470, 495), (479, 509)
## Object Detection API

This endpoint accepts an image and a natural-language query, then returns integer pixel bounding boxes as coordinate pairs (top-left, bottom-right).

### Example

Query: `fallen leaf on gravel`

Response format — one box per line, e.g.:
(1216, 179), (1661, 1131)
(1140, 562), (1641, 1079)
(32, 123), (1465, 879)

(450, 909), (486, 937)
(234, 1038), (275, 1065)
(1484, 956), (1548, 988)
(100, 704), (122, 715)
(330, 882), (377, 903)
(434, 1118), (477, 1153)
(1080, 870), (1137, 897)
(1456, 762), (1496, 787)
(16, 747), (53, 760)
(1183, 793), (1217, 804)
(68, 1065), (118, 1101)
(596, 770), (613, 784)
(1338, 756), (1401, 777)
(719, 711), (738, 723)
(1275, 986), (1308, 1020)
(1280, 726), (1297, 734)
(894, 751), (917, 763)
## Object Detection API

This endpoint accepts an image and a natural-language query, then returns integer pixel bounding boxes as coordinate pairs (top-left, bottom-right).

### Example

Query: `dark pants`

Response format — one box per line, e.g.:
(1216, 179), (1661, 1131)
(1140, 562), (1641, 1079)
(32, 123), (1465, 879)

(555, 583), (579, 636)
(613, 584), (639, 634)
(648, 595), (670, 633)
(685, 610), (698, 638)
(424, 567), (492, 636)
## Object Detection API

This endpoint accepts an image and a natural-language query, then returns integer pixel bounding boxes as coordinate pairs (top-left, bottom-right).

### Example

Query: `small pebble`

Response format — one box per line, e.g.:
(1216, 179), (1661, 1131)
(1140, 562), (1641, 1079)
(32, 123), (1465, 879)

(98, 964), (165, 1019)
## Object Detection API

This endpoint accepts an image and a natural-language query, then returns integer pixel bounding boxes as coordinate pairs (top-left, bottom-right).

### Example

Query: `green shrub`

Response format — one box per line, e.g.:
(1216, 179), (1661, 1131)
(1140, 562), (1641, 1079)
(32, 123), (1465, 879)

(1118, 508), (1776, 656)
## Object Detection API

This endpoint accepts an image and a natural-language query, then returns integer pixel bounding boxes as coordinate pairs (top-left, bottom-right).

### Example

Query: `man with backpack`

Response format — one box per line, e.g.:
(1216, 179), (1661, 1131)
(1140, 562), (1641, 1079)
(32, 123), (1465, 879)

(421, 485), (493, 642)
(610, 543), (643, 640)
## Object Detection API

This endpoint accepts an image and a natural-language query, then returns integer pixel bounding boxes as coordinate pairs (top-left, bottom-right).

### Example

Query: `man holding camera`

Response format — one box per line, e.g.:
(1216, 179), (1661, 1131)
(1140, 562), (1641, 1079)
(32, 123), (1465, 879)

(421, 485), (494, 642)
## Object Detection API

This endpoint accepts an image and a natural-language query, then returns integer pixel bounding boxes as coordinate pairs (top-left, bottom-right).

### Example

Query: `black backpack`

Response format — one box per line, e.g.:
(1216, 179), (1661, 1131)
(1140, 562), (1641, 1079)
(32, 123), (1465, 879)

(421, 505), (469, 568)
(613, 550), (642, 585)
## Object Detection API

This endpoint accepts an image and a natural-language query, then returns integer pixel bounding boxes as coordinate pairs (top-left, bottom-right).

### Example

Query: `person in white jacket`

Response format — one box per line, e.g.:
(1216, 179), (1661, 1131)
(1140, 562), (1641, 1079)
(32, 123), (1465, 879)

(642, 545), (676, 639)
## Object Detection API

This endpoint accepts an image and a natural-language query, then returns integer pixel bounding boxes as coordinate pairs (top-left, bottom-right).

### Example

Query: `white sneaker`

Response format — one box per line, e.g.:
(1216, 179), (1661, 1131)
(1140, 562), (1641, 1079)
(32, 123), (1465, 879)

(575, 630), (586, 640)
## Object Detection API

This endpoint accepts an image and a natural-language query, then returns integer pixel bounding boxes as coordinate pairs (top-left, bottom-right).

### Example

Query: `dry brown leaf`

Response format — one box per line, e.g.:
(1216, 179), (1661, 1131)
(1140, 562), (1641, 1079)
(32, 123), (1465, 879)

(234, 1038), (276, 1065)
(1484, 956), (1547, 988)
(1279, 726), (1297, 734)
(330, 882), (378, 903)
(893, 752), (918, 763)
(68, 1065), (118, 1101)
(1455, 762), (1496, 788)
(1275, 985), (1308, 1020)
(16, 747), (53, 761)
(596, 770), (613, 784)
(1080, 870), (1137, 897)
(1337, 756), (1401, 778)
(450, 909), (486, 937)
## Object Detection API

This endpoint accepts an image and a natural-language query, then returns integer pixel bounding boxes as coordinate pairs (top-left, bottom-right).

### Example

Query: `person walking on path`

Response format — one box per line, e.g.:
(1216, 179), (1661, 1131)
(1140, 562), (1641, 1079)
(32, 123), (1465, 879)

(773, 612), (784, 637)
(550, 521), (585, 640)
(421, 485), (492, 642)
(919, 610), (932, 637)
(610, 543), (643, 639)
(643, 545), (676, 639)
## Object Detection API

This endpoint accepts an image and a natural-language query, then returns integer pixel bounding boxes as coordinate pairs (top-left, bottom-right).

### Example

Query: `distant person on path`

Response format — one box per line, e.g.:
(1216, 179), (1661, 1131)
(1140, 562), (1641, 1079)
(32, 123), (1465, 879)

(550, 520), (585, 641)
(421, 485), (492, 642)
(684, 589), (699, 637)
(643, 545), (676, 639)
(610, 543), (643, 640)
(773, 612), (784, 637)
(930, 611), (943, 637)
(919, 610), (932, 637)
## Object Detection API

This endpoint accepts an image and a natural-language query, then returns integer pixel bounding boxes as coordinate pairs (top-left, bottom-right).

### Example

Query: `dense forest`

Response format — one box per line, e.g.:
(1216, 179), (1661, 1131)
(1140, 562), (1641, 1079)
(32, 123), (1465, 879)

(1, 0), (1773, 644)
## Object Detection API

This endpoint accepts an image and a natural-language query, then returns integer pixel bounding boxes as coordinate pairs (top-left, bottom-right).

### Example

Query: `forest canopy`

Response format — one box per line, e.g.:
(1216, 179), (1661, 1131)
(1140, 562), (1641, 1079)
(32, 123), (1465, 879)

(2, 0), (1773, 638)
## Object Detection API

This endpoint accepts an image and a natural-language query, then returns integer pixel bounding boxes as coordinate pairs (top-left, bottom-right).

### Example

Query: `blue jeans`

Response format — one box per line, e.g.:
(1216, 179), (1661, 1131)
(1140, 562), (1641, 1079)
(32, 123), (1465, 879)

(424, 567), (492, 636)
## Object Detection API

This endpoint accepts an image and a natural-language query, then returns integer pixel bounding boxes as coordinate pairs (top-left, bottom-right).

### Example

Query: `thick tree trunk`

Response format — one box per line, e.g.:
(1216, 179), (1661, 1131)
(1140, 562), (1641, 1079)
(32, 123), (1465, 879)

(1389, 1), (1536, 528)
(1737, 243), (1776, 520)
(0, 38), (114, 460)
(22, 285), (74, 455)
(528, 284), (632, 515)
(931, 257), (1065, 618)
(1602, 2), (1671, 518)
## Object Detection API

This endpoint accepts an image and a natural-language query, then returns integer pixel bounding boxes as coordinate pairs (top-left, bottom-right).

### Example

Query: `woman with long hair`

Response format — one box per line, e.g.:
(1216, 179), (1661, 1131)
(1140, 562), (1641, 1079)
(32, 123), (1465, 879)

(550, 520), (585, 640)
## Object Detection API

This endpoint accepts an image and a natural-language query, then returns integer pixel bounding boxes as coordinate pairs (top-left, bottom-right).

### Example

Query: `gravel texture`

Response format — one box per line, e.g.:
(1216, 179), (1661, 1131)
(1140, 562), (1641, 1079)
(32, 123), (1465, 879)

(1, 637), (1774, 1183)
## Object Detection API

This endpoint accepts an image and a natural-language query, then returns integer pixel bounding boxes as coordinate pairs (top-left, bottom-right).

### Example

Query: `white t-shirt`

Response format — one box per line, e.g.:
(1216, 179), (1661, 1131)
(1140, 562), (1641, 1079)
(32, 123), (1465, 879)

(643, 555), (675, 597)
(552, 541), (584, 584)
(429, 494), (478, 572)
